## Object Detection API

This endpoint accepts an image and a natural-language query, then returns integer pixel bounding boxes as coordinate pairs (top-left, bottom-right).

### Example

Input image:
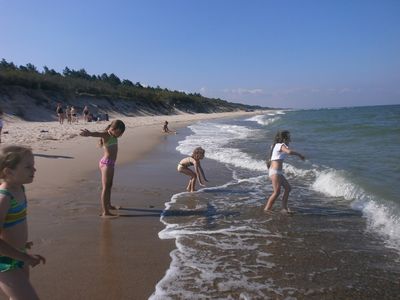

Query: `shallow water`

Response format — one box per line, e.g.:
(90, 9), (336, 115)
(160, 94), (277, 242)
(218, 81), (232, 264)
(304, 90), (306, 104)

(151, 105), (400, 299)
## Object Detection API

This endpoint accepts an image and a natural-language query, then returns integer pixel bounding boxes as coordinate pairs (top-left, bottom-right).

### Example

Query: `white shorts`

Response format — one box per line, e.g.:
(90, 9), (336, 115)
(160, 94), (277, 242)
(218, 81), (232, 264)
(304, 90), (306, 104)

(269, 168), (283, 177)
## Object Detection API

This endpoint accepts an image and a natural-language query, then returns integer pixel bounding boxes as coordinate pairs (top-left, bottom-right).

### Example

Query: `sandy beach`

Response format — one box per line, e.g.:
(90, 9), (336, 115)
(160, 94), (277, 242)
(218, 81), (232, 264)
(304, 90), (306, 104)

(0, 111), (262, 300)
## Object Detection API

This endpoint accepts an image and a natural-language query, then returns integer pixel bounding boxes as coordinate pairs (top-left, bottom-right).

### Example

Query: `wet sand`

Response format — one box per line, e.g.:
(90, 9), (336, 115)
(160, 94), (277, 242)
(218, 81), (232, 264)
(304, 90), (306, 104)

(0, 111), (262, 300)
(23, 125), (175, 300)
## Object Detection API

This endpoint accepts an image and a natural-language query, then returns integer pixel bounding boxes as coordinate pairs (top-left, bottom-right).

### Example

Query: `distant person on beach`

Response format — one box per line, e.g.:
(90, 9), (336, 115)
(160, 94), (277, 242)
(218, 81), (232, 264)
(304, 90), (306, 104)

(56, 104), (64, 124)
(0, 108), (3, 143)
(264, 130), (305, 213)
(163, 121), (170, 133)
(80, 120), (126, 217)
(0, 146), (46, 299)
(66, 106), (72, 124)
(71, 106), (77, 123)
(163, 121), (176, 134)
(177, 147), (208, 192)
(83, 106), (89, 122)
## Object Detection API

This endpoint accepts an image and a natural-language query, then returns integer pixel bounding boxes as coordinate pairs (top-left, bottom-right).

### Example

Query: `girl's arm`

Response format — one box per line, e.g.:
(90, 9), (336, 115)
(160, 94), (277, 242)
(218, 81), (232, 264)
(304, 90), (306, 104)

(194, 161), (208, 185)
(281, 145), (305, 160)
(0, 197), (45, 267)
(80, 129), (108, 138)
(0, 239), (45, 267)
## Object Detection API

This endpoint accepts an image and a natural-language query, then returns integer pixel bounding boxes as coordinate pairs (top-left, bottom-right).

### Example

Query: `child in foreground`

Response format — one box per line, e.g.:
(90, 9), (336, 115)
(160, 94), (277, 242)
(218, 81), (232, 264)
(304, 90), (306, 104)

(177, 147), (208, 192)
(80, 120), (126, 217)
(265, 130), (305, 213)
(0, 146), (46, 300)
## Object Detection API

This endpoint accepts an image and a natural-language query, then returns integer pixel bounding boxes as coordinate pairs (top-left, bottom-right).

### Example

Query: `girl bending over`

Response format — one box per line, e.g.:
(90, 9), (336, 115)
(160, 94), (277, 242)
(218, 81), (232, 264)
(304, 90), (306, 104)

(177, 147), (208, 192)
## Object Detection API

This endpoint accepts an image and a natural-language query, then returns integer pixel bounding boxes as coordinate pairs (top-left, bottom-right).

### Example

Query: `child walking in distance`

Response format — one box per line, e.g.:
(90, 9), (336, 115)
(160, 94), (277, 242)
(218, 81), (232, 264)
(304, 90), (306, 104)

(177, 147), (208, 192)
(265, 130), (305, 213)
(0, 146), (46, 300)
(56, 103), (64, 124)
(80, 120), (126, 217)
(0, 108), (3, 143)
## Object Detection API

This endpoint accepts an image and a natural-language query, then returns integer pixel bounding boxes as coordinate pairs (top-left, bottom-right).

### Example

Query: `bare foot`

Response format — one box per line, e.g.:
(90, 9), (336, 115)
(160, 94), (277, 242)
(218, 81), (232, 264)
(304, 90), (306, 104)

(109, 205), (121, 210)
(280, 209), (294, 215)
(264, 209), (275, 214)
(100, 212), (119, 218)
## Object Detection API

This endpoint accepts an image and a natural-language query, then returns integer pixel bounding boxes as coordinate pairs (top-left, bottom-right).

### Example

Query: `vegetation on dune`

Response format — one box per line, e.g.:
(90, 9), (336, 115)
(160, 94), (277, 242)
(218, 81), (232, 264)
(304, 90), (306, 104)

(0, 59), (264, 116)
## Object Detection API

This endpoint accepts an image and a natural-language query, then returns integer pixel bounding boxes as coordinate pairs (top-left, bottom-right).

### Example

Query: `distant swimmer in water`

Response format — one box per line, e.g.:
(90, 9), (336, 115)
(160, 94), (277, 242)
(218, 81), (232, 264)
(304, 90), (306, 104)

(177, 147), (208, 192)
(264, 130), (305, 214)
(80, 120), (126, 217)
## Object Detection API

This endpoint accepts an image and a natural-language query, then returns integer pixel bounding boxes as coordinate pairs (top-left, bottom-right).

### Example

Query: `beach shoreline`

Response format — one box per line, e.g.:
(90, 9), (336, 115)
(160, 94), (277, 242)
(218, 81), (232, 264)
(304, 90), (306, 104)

(0, 110), (265, 300)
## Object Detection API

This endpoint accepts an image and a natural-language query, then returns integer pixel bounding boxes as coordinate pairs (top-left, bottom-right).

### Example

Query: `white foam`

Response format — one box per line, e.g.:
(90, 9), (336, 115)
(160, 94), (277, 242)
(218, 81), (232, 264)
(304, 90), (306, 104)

(152, 219), (280, 299)
(312, 169), (365, 200)
(245, 114), (280, 126)
(177, 122), (266, 172)
(311, 168), (400, 251)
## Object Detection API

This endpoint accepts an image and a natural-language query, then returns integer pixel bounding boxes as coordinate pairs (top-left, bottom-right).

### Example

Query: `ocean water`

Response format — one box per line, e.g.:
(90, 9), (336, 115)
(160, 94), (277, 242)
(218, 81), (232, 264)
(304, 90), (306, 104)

(150, 105), (400, 299)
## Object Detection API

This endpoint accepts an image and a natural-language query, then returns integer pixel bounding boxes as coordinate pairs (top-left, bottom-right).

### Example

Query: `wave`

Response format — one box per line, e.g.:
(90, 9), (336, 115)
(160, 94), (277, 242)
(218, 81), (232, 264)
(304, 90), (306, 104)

(245, 114), (281, 126)
(311, 168), (400, 251)
(177, 122), (266, 172)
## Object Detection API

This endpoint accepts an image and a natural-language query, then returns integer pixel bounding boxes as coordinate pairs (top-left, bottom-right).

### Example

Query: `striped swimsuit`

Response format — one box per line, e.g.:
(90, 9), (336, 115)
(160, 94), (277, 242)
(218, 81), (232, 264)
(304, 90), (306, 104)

(0, 188), (27, 272)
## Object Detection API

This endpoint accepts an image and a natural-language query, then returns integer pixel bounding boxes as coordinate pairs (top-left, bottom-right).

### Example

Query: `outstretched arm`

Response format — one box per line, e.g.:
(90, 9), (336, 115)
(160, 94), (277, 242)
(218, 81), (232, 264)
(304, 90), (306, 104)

(80, 129), (108, 138)
(281, 145), (305, 160)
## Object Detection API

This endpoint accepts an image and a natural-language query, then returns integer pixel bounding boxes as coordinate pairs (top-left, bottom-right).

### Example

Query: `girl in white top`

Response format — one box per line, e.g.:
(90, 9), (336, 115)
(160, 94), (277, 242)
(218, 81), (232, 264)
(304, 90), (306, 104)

(265, 130), (305, 213)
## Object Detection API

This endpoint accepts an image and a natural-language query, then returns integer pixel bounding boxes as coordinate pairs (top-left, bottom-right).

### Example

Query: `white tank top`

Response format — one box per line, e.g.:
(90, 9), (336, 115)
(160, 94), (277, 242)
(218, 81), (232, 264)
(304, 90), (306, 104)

(271, 143), (287, 161)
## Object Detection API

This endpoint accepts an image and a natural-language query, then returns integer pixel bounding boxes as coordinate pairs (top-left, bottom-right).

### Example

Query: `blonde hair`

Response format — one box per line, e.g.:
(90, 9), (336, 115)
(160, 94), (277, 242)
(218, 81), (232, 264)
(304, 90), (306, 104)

(191, 147), (205, 159)
(0, 146), (32, 179)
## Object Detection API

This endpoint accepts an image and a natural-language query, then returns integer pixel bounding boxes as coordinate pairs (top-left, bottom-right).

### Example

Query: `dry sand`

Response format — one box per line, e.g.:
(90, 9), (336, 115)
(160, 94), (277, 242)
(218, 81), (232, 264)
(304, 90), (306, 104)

(0, 110), (264, 300)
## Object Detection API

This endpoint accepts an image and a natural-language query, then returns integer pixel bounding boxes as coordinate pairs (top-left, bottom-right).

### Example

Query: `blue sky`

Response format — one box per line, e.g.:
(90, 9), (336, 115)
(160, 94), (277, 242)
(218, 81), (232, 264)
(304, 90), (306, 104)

(1, 0), (399, 108)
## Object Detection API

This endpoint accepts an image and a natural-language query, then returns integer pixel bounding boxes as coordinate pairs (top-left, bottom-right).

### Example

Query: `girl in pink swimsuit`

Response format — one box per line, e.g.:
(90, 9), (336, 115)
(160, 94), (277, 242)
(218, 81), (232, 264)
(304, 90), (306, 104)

(80, 120), (126, 217)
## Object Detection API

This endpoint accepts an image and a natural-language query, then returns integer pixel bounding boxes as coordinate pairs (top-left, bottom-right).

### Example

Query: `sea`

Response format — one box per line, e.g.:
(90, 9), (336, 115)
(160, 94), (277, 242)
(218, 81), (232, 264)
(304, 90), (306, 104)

(150, 105), (400, 300)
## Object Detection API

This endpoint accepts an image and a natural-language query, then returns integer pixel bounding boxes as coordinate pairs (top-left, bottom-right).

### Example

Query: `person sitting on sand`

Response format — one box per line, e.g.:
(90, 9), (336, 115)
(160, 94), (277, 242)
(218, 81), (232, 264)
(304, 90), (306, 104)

(80, 120), (126, 217)
(0, 146), (46, 299)
(264, 130), (305, 214)
(177, 147), (208, 192)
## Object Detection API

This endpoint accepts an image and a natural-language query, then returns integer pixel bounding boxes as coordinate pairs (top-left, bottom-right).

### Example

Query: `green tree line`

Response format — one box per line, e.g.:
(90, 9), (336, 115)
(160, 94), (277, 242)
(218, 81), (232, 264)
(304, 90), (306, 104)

(0, 59), (261, 112)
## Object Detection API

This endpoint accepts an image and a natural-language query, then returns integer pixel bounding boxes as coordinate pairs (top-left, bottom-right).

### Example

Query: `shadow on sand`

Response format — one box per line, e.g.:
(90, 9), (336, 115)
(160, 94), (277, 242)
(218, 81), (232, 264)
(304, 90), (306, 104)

(117, 203), (240, 221)
(34, 153), (74, 159)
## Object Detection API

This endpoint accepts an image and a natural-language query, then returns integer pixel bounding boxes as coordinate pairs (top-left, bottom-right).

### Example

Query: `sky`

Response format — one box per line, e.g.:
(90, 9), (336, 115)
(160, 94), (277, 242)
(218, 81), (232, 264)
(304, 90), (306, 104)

(1, 0), (399, 109)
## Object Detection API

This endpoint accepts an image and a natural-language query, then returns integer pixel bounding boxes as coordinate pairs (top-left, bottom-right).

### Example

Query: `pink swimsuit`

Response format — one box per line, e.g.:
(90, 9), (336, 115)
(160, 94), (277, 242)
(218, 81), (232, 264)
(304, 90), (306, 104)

(99, 157), (116, 168)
